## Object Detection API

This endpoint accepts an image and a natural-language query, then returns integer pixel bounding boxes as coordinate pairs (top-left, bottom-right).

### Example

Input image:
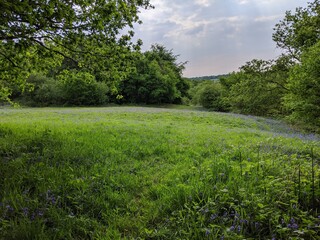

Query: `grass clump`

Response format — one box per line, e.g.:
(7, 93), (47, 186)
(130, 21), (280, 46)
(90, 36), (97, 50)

(0, 107), (319, 239)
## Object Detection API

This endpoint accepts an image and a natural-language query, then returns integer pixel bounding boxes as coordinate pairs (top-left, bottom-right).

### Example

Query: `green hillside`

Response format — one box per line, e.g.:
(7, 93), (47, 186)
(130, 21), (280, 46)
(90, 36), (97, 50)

(0, 107), (319, 239)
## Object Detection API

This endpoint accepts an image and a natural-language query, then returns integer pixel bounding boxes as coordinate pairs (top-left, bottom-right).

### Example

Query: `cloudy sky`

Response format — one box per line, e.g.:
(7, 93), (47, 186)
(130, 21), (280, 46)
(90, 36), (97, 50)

(132, 0), (309, 77)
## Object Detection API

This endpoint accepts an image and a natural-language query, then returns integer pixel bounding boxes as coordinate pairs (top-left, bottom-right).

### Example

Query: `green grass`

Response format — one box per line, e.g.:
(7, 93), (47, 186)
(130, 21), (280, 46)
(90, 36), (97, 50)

(0, 106), (319, 239)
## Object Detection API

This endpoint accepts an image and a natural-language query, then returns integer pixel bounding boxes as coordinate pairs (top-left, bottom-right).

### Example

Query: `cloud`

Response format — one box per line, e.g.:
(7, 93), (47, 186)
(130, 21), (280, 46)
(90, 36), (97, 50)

(195, 0), (211, 7)
(134, 0), (309, 76)
(237, 0), (250, 4)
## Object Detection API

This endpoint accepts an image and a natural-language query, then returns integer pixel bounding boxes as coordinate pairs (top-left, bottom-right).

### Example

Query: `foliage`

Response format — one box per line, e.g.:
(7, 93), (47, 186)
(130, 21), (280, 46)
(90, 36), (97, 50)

(18, 72), (109, 106)
(0, 107), (319, 239)
(273, 0), (320, 60)
(189, 80), (229, 111)
(220, 57), (292, 116)
(120, 45), (189, 104)
(0, 0), (152, 101)
(58, 71), (109, 106)
(284, 41), (320, 131)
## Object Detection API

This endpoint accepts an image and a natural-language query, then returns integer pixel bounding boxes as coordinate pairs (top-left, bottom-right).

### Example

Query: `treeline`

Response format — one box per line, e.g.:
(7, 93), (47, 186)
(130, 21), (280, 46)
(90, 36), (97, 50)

(189, 0), (320, 132)
(12, 44), (189, 106)
(187, 74), (229, 81)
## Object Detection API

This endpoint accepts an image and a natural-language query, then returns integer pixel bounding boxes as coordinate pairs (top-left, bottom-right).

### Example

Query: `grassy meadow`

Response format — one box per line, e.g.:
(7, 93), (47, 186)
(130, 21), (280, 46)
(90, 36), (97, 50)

(0, 106), (319, 239)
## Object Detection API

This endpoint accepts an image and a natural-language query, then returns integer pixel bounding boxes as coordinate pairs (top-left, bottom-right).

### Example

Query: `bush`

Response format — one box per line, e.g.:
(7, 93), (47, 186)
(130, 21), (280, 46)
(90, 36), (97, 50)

(189, 81), (229, 111)
(56, 71), (109, 106)
(19, 74), (63, 106)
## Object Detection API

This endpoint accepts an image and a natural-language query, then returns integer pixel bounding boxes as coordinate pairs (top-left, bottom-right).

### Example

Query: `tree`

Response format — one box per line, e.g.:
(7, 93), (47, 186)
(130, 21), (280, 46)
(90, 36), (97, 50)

(220, 57), (292, 116)
(284, 41), (320, 131)
(0, 0), (152, 101)
(272, 0), (320, 60)
(120, 44), (188, 104)
(189, 80), (228, 111)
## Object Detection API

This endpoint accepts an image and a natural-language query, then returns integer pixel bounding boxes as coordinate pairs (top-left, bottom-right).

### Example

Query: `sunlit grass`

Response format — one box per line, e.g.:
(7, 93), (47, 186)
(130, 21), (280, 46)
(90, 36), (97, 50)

(0, 106), (319, 239)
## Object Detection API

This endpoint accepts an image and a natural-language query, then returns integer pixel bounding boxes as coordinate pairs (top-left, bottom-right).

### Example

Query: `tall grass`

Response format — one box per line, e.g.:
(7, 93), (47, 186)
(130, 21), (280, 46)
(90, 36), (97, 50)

(0, 107), (319, 239)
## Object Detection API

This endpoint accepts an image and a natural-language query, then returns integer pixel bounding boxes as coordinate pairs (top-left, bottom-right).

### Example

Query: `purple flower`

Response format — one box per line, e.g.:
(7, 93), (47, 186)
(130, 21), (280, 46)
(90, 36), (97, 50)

(202, 208), (209, 214)
(22, 207), (29, 216)
(37, 209), (44, 217)
(6, 205), (14, 212)
(210, 214), (218, 221)
(205, 228), (211, 236)
(230, 225), (235, 231)
(240, 219), (248, 224)
(255, 222), (260, 229)
(237, 225), (241, 233)
(288, 223), (299, 230)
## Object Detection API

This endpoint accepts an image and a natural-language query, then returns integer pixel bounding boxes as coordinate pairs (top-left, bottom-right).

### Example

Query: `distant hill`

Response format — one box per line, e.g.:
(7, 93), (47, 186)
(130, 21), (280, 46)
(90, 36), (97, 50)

(187, 74), (229, 81)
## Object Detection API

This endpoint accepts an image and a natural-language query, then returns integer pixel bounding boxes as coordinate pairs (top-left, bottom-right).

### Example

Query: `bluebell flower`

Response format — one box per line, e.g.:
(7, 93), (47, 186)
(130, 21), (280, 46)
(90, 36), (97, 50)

(255, 222), (260, 229)
(6, 205), (14, 212)
(205, 228), (211, 236)
(22, 207), (29, 216)
(240, 219), (248, 224)
(210, 213), (218, 221)
(37, 209), (44, 217)
(230, 225), (235, 231)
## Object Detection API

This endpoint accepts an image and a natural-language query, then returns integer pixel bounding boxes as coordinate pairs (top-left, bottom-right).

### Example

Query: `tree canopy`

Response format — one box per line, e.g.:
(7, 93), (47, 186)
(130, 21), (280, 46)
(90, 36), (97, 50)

(0, 0), (152, 101)
(272, 0), (320, 60)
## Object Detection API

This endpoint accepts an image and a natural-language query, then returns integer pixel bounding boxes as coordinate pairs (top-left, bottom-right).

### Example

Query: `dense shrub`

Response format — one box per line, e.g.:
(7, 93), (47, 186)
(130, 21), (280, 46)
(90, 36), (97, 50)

(58, 71), (109, 106)
(18, 74), (63, 106)
(189, 81), (229, 111)
(19, 72), (109, 106)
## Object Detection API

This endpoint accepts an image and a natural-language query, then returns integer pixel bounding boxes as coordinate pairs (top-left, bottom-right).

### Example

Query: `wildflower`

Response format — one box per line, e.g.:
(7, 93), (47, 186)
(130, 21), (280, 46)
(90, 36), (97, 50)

(37, 209), (44, 217)
(6, 205), (14, 212)
(202, 208), (209, 215)
(254, 222), (260, 229)
(230, 225), (235, 231)
(240, 219), (248, 224)
(210, 213), (218, 221)
(205, 228), (211, 236)
(287, 223), (299, 230)
(22, 207), (29, 216)
(237, 225), (241, 233)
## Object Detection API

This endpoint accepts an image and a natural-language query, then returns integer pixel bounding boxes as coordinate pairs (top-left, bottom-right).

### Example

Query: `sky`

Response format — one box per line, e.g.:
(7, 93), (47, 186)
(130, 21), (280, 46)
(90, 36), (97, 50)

(132, 0), (309, 77)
